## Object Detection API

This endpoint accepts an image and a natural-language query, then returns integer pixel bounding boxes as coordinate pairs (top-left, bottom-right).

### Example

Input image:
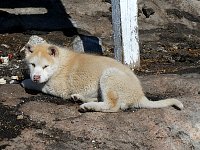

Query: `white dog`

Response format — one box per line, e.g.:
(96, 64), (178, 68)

(21, 43), (183, 112)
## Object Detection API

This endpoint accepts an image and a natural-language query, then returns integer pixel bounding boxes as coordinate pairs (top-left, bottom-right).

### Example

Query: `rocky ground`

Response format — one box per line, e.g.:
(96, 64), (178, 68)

(0, 0), (200, 150)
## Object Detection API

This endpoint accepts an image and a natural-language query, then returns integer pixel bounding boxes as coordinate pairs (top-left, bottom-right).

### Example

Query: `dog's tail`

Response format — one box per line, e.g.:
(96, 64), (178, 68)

(137, 96), (183, 110)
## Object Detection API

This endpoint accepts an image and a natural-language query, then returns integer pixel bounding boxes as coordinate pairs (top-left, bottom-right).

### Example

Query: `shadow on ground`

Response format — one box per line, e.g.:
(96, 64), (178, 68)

(0, 0), (77, 36)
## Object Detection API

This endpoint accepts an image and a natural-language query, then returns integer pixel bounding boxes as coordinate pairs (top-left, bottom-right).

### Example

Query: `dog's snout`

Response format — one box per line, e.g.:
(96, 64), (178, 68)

(33, 75), (41, 82)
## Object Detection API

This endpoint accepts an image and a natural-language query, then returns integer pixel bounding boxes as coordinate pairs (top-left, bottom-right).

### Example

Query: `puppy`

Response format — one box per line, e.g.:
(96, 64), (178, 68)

(21, 43), (183, 112)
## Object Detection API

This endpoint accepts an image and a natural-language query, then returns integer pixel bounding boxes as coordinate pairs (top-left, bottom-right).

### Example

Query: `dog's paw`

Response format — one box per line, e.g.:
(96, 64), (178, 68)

(78, 107), (87, 113)
(71, 94), (84, 101)
(79, 103), (95, 113)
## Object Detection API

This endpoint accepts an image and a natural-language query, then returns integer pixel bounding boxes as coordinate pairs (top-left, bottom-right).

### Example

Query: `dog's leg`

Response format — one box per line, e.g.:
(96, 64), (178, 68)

(79, 91), (120, 112)
(79, 102), (109, 112)
(71, 94), (98, 102)
(79, 68), (125, 112)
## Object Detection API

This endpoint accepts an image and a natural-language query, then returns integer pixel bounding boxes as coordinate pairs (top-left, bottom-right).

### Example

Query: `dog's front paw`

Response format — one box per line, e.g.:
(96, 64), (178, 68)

(79, 103), (95, 113)
(78, 107), (87, 113)
(71, 94), (85, 101)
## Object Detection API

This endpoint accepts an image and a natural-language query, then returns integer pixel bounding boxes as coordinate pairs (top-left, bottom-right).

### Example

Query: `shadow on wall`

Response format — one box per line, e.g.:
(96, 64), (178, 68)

(0, 0), (103, 54)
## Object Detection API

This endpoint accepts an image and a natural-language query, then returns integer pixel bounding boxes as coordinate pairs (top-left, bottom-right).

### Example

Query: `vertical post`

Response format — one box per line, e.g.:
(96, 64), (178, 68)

(111, 0), (140, 68)
(111, 0), (123, 63)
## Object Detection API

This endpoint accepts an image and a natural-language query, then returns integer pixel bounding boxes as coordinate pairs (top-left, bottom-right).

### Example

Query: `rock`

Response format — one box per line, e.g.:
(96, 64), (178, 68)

(138, 0), (200, 49)
(11, 76), (19, 80)
(0, 56), (9, 65)
(20, 35), (46, 52)
(0, 78), (6, 84)
(0, 74), (200, 149)
(17, 114), (24, 120)
(1, 44), (10, 49)
(9, 76), (21, 84)
(72, 35), (103, 54)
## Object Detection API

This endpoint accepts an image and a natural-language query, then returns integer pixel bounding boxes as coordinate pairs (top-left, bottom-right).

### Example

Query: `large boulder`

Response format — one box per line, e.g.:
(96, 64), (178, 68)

(0, 74), (200, 149)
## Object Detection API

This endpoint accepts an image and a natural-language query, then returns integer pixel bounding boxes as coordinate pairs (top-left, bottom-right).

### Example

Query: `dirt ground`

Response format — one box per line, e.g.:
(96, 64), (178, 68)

(0, 0), (200, 150)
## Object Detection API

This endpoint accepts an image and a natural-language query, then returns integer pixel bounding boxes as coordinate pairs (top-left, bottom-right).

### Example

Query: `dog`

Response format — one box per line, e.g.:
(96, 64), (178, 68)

(21, 43), (183, 112)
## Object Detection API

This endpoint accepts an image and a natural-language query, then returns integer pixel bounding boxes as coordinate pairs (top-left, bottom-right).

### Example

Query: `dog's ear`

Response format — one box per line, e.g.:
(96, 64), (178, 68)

(48, 46), (59, 57)
(24, 44), (33, 57)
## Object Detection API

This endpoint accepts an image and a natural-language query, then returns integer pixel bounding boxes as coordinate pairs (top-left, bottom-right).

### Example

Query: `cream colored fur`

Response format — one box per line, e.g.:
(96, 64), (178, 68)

(21, 43), (184, 112)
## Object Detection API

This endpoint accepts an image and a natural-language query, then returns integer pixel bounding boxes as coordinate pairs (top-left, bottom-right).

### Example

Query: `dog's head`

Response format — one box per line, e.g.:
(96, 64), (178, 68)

(25, 43), (59, 83)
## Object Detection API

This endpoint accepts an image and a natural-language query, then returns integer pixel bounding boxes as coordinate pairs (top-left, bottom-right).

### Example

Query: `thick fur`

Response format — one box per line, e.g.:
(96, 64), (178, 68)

(21, 43), (183, 112)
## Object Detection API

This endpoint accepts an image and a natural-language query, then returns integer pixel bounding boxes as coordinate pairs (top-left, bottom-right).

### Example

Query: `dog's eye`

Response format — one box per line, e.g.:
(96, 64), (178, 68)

(43, 65), (49, 69)
(31, 63), (35, 67)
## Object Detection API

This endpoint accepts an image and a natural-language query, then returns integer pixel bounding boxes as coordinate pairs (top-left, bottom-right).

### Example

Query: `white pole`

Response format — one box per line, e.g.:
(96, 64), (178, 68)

(111, 0), (140, 68)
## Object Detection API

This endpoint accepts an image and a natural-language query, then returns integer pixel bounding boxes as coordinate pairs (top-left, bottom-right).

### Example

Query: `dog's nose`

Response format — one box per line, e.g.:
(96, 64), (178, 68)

(33, 75), (41, 82)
